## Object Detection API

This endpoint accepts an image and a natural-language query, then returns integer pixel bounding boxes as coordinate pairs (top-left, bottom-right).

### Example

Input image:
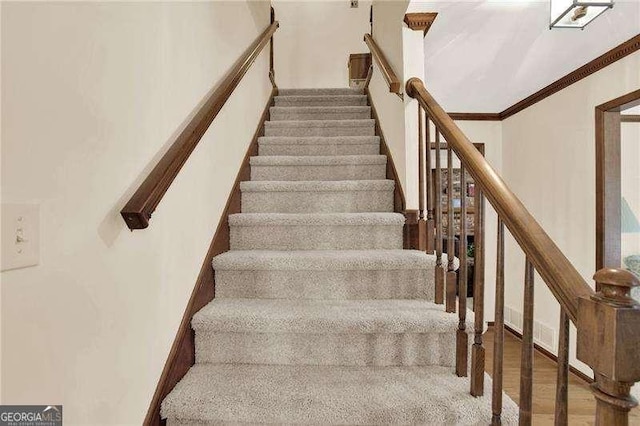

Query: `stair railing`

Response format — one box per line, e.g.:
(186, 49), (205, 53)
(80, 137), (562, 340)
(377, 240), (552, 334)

(405, 76), (640, 425)
(120, 21), (279, 230)
(364, 34), (401, 95)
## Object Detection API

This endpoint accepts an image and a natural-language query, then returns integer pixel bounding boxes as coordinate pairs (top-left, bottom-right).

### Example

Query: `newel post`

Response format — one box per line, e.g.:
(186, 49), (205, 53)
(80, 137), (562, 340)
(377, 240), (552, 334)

(577, 268), (640, 426)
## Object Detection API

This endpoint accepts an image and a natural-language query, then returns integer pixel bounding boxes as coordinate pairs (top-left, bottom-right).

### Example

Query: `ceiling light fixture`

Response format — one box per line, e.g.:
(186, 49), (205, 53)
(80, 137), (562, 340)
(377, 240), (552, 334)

(550, 0), (614, 29)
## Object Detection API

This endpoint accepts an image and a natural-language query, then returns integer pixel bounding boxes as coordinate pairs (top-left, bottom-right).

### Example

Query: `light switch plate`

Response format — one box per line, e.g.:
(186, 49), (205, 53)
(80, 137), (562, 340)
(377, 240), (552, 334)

(1, 203), (40, 271)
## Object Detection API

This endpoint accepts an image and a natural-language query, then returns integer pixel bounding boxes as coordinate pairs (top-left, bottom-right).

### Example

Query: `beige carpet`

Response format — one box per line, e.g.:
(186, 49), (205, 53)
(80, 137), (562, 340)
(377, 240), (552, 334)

(161, 87), (518, 424)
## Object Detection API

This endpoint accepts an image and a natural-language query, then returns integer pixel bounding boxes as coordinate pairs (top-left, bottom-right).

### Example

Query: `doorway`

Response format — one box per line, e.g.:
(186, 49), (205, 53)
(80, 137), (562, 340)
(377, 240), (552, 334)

(595, 89), (640, 282)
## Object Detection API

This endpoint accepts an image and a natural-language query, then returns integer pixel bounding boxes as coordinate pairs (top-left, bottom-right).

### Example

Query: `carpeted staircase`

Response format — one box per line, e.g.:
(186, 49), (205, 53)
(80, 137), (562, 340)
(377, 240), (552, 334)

(161, 88), (518, 425)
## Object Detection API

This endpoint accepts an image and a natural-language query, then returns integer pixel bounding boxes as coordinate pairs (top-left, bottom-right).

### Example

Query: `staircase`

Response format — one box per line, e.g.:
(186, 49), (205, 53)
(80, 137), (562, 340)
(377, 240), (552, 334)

(160, 88), (518, 425)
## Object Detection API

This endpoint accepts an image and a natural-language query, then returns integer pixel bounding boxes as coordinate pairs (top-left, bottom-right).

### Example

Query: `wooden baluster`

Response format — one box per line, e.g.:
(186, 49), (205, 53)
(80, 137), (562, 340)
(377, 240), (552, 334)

(434, 130), (445, 305)
(418, 105), (427, 251)
(425, 114), (435, 254)
(470, 181), (485, 397)
(456, 163), (468, 377)
(491, 218), (505, 423)
(520, 259), (535, 425)
(445, 144), (457, 313)
(555, 309), (569, 426)
(577, 268), (640, 426)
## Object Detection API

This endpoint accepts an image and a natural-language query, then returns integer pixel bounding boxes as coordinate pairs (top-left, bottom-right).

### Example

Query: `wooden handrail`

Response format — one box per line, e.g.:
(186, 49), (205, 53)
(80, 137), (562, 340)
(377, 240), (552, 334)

(405, 77), (593, 323)
(120, 21), (279, 230)
(364, 33), (401, 95)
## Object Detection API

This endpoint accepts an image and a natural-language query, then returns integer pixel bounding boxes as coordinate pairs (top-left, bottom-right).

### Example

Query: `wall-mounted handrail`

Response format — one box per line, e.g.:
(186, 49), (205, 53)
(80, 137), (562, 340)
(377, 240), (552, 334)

(405, 77), (592, 323)
(121, 21), (279, 230)
(364, 33), (401, 95)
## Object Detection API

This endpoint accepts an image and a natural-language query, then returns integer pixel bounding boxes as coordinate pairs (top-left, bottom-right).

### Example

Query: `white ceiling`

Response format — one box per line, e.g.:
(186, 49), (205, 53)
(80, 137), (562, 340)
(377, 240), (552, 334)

(418, 1), (640, 112)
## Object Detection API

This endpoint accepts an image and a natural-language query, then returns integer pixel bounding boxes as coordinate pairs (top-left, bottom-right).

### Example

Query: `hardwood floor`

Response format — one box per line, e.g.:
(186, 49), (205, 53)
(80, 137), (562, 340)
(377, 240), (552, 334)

(483, 327), (640, 425)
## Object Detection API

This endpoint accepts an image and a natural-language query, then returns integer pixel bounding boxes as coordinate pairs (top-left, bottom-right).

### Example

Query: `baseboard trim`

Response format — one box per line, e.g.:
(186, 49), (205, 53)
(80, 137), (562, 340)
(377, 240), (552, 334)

(487, 322), (594, 384)
(143, 87), (277, 426)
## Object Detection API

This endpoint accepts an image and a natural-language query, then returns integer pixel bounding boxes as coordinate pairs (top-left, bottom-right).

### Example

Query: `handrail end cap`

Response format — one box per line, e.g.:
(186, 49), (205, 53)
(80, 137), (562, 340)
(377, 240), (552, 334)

(405, 77), (423, 98)
(121, 210), (150, 231)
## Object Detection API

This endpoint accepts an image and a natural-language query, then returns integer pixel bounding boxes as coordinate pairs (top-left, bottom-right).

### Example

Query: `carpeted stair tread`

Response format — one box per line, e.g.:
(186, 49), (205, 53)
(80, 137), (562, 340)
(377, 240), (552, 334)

(213, 249), (430, 270)
(228, 212), (404, 226)
(278, 87), (364, 96)
(264, 119), (375, 137)
(265, 119), (375, 129)
(250, 154), (386, 166)
(258, 135), (379, 145)
(212, 250), (455, 300)
(240, 180), (393, 193)
(229, 213), (404, 250)
(270, 106), (371, 121)
(274, 95), (368, 106)
(240, 180), (393, 213)
(191, 298), (467, 334)
(161, 364), (518, 425)
(250, 155), (386, 181)
(258, 135), (380, 156)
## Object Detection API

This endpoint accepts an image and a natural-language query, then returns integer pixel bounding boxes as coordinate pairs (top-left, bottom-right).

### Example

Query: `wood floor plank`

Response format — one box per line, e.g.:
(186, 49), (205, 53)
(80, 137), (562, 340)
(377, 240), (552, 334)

(483, 327), (640, 425)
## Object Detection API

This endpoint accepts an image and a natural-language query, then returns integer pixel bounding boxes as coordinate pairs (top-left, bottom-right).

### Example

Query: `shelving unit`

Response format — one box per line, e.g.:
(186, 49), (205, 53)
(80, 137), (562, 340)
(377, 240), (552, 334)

(433, 167), (476, 297)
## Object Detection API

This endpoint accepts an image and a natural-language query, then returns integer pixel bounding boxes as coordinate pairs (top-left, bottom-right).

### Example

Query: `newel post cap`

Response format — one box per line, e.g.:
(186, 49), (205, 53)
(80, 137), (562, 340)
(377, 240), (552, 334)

(405, 77), (423, 99)
(593, 268), (639, 306)
(577, 268), (640, 384)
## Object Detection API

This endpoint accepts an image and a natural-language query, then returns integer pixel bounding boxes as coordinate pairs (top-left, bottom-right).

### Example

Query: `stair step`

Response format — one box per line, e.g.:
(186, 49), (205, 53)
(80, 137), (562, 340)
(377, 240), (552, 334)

(278, 87), (364, 96)
(192, 299), (472, 366)
(240, 180), (394, 213)
(258, 136), (380, 156)
(161, 364), (519, 424)
(270, 106), (371, 121)
(250, 155), (386, 181)
(193, 298), (463, 334)
(274, 95), (368, 107)
(213, 249), (449, 300)
(264, 119), (375, 137)
(229, 212), (404, 250)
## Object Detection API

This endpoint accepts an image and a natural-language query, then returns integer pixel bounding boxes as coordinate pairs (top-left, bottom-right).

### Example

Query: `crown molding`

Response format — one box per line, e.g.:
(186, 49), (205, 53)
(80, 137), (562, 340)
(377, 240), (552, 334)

(403, 13), (437, 36)
(500, 33), (640, 120)
(446, 34), (640, 121)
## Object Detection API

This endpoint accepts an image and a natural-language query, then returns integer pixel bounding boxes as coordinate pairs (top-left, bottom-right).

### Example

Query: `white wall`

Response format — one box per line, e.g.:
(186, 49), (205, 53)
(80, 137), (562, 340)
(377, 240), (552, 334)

(501, 50), (640, 374)
(402, 23), (424, 210)
(369, 0), (409, 210)
(419, 1), (640, 112)
(0, 2), (271, 424)
(273, 0), (372, 89)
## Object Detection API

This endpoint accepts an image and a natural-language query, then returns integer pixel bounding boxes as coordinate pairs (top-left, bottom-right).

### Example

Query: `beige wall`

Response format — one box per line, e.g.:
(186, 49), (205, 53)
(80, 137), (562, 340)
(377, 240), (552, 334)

(0, 2), (271, 424)
(273, 0), (372, 89)
(369, 0), (408, 211)
(501, 51), (640, 373)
